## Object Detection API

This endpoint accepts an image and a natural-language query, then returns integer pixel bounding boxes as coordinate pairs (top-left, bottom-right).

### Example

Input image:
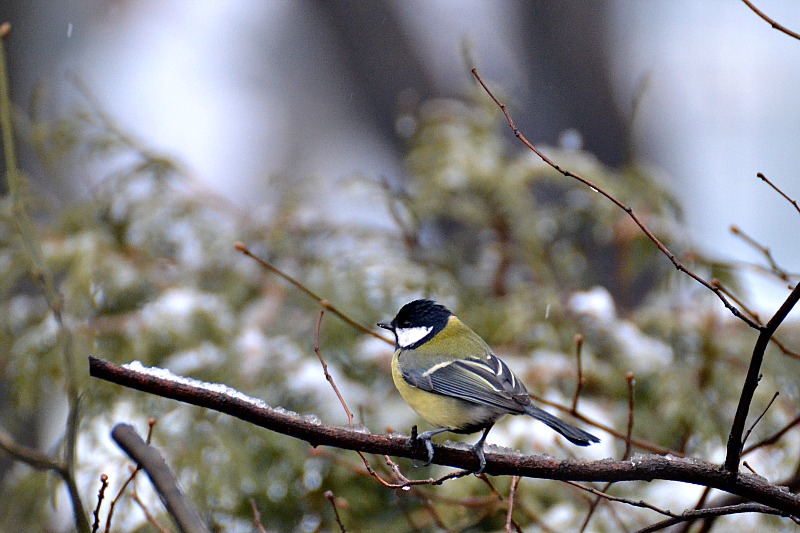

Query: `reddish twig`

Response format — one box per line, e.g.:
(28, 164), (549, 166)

(731, 225), (793, 285)
(741, 0), (800, 41)
(130, 480), (170, 533)
(579, 372), (634, 532)
(471, 67), (761, 331)
(571, 334), (585, 413)
(313, 311), (355, 426)
(234, 241), (391, 343)
(528, 392), (681, 457)
(104, 418), (157, 533)
(505, 476), (523, 533)
(249, 499), (269, 533)
(325, 490), (348, 533)
(568, 480), (675, 517)
(757, 172), (800, 216)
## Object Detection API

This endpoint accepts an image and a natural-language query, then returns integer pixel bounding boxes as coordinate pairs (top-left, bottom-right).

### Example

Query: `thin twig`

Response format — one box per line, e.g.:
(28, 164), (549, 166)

(742, 391), (779, 449)
(757, 172), (800, 216)
(743, 461), (758, 475)
(741, 0), (800, 41)
(714, 276), (799, 358)
(249, 499), (269, 533)
(471, 67), (761, 330)
(234, 242), (391, 343)
(417, 495), (452, 533)
(105, 419), (157, 532)
(505, 476), (523, 533)
(91, 474), (109, 533)
(731, 225), (791, 284)
(130, 481), (170, 533)
(625, 372), (636, 460)
(528, 392), (682, 457)
(325, 490), (348, 533)
(567, 480), (675, 517)
(679, 486), (713, 533)
(313, 311), (355, 425)
(635, 502), (792, 533)
(742, 414), (800, 455)
(579, 372), (634, 532)
(571, 334), (585, 413)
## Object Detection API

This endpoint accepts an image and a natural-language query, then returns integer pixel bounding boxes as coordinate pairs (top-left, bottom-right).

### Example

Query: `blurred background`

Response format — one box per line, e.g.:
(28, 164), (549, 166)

(5, 0), (800, 308)
(3, 1), (800, 531)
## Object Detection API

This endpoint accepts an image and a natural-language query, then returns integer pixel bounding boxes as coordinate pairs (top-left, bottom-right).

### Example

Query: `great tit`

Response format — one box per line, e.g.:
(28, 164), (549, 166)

(378, 299), (599, 473)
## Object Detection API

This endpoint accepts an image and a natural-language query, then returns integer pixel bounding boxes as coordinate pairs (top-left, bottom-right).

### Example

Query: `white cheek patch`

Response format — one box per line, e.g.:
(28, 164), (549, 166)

(395, 326), (433, 348)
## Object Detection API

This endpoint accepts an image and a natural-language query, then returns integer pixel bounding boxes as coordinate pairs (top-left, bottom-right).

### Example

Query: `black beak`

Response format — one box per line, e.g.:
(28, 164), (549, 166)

(377, 321), (393, 331)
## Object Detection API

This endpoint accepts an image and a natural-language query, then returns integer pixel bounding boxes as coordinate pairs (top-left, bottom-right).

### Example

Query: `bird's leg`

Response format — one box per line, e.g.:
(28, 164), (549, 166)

(413, 427), (451, 465)
(471, 425), (494, 474)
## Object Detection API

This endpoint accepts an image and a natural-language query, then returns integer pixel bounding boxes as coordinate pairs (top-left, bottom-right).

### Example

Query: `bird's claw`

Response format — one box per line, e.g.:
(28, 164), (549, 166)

(411, 433), (435, 466)
(471, 442), (487, 474)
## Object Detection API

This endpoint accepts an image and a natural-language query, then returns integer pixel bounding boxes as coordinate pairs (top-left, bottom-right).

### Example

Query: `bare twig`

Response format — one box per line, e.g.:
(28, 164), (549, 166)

(105, 419), (156, 533)
(91, 474), (109, 533)
(130, 481), (170, 533)
(579, 372), (634, 532)
(636, 502), (793, 533)
(742, 391), (779, 449)
(743, 461), (759, 475)
(471, 67), (761, 330)
(568, 480), (674, 517)
(505, 476), (523, 533)
(0, 430), (65, 472)
(625, 372), (636, 460)
(249, 499), (269, 533)
(313, 311), (355, 425)
(731, 225), (792, 284)
(571, 334), (585, 413)
(325, 490), (348, 533)
(111, 423), (209, 533)
(742, 414), (800, 455)
(725, 284), (800, 472)
(741, 0), (800, 41)
(757, 172), (800, 216)
(234, 242), (391, 343)
(528, 392), (681, 457)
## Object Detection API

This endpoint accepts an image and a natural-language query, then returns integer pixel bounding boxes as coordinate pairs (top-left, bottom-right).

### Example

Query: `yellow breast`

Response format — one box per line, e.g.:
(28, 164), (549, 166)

(391, 349), (498, 432)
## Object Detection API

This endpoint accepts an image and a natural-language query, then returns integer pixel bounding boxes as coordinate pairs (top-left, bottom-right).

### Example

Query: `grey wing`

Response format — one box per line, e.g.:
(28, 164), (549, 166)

(402, 353), (531, 414)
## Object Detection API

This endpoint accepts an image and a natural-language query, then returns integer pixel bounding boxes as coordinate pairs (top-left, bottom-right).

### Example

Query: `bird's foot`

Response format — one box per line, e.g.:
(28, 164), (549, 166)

(471, 442), (487, 474)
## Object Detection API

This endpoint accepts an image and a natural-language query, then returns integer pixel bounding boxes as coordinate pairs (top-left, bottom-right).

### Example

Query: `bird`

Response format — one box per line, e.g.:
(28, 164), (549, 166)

(378, 299), (599, 473)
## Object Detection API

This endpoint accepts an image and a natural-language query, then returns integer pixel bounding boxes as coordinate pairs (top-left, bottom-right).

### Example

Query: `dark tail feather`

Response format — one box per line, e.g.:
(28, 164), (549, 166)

(525, 405), (600, 446)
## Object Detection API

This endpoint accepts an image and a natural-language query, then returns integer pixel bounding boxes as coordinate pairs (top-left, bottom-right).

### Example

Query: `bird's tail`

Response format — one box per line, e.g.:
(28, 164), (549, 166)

(525, 404), (600, 446)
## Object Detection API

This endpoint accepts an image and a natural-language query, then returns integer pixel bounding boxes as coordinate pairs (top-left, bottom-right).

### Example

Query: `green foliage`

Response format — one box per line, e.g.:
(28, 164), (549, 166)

(2, 80), (799, 533)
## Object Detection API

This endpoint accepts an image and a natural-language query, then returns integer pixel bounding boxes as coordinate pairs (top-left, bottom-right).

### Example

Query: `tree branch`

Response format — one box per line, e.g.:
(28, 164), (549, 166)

(725, 283), (800, 472)
(111, 423), (209, 533)
(89, 356), (800, 517)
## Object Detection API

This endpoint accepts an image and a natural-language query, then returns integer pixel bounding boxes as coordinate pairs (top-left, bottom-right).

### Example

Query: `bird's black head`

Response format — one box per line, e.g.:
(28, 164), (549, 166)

(377, 299), (453, 349)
